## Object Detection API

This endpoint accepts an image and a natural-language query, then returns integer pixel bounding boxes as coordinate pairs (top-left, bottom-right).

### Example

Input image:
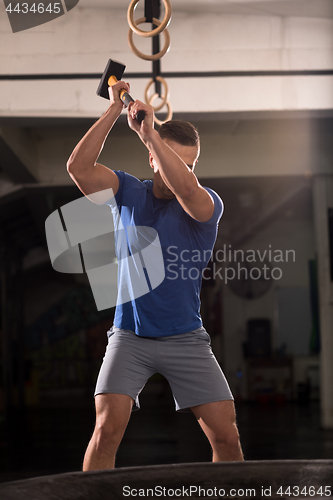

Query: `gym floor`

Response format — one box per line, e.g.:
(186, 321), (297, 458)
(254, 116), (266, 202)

(0, 378), (333, 484)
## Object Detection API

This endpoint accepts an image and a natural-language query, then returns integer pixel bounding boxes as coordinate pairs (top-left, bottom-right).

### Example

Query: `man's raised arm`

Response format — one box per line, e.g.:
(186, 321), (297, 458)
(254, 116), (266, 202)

(127, 100), (215, 222)
(66, 81), (130, 202)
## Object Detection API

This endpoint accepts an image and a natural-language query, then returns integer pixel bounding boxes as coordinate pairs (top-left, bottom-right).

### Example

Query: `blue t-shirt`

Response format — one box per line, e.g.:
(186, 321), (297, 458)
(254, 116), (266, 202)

(108, 170), (223, 337)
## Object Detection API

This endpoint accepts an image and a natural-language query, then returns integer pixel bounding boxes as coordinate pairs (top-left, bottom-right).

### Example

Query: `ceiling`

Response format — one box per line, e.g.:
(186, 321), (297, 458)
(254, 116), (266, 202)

(78, 0), (333, 18)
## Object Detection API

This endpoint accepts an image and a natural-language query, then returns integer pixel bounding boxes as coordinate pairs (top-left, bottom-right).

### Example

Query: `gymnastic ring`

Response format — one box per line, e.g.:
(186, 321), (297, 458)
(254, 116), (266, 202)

(145, 76), (169, 111)
(128, 20), (170, 61)
(145, 77), (169, 111)
(150, 96), (173, 126)
(127, 0), (172, 38)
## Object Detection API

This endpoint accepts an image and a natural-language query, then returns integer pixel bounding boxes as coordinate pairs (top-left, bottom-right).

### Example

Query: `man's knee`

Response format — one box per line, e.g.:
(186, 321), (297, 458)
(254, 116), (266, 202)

(212, 422), (241, 449)
(93, 421), (124, 450)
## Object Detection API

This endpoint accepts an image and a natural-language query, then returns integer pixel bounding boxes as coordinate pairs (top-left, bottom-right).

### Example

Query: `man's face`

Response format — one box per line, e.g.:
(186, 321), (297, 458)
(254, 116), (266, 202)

(151, 139), (199, 199)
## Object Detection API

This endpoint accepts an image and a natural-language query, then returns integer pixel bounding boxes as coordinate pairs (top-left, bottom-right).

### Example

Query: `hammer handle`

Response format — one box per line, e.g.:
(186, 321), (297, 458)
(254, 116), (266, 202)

(108, 76), (145, 124)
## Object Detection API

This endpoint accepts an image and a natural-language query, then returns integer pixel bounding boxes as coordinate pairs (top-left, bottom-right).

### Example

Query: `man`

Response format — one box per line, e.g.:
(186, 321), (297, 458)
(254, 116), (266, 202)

(67, 80), (244, 470)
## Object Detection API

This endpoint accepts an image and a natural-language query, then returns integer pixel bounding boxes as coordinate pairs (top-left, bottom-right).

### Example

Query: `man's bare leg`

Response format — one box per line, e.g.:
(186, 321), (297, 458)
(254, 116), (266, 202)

(83, 393), (133, 471)
(191, 400), (244, 462)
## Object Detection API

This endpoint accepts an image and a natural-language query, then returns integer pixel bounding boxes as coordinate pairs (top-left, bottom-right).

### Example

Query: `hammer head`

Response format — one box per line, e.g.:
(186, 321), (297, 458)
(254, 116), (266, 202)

(96, 59), (126, 100)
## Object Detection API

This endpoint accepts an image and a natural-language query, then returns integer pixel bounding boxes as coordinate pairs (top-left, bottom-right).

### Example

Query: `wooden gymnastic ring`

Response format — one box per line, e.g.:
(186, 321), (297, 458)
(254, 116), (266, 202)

(127, 0), (172, 38)
(145, 76), (169, 111)
(128, 19), (170, 61)
(150, 96), (172, 126)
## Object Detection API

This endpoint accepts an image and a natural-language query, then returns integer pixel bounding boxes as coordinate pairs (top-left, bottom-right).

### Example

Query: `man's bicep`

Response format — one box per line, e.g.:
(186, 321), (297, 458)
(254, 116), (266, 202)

(68, 162), (119, 204)
(178, 186), (215, 222)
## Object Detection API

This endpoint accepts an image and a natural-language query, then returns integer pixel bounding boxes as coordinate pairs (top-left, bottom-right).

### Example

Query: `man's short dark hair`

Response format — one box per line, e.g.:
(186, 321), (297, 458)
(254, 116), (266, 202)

(158, 120), (200, 152)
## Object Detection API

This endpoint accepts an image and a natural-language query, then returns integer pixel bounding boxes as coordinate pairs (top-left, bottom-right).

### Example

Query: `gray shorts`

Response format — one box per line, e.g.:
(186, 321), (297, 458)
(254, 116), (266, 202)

(95, 325), (234, 412)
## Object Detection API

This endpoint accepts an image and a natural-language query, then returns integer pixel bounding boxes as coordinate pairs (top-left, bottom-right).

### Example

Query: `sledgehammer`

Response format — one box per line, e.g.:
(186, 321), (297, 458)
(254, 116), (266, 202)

(96, 59), (145, 123)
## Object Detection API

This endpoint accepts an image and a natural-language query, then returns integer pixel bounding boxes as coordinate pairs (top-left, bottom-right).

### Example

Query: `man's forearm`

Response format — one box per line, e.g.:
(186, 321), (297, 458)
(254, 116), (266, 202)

(67, 103), (123, 172)
(145, 129), (198, 198)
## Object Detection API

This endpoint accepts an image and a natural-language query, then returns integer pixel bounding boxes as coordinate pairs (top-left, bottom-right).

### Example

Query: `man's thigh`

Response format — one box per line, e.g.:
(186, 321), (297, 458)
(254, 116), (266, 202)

(95, 393), (134, 431)
(156, 327), (234, 411)
(190, 399), (237, 430)
(95, 327), (157, 410)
